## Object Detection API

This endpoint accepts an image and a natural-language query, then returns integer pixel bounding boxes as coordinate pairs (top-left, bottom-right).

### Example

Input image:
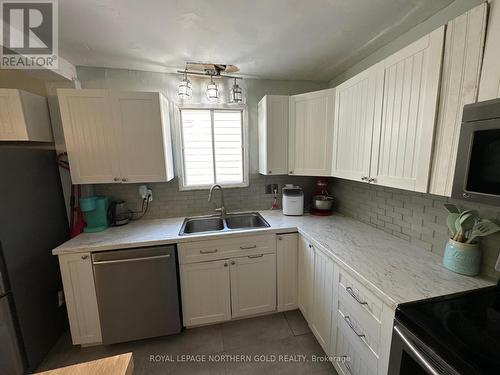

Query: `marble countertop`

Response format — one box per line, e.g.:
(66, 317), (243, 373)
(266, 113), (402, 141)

(52, 210), (495, 309)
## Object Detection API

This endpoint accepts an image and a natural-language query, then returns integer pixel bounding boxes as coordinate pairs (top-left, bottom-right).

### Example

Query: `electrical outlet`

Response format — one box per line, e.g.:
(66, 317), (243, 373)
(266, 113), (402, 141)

(139, 185), (153, 202)
(265, 184), (279, 194)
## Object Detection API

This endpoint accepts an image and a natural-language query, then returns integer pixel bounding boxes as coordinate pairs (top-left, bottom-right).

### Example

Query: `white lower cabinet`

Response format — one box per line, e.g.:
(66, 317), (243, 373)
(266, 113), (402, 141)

(277, 233), (298, 311)
(180, 259), (232, 326)
(58, 253), (102, 345)
(310, 246), (334, 353)
(179, 234), (277, 327)
(230, 253), (276, 318)
(297, 235), (315, 321)
(293, 235), (394, 375)
(330, 268), (394, 375)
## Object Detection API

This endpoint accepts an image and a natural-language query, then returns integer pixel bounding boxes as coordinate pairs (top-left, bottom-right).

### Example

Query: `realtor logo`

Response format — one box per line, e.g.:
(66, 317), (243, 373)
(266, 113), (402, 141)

(0, 0), (58, 69)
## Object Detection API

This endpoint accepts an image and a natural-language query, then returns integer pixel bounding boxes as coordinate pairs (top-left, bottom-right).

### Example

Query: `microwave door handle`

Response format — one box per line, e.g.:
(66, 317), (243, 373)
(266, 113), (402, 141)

(394, 326), (441, 375)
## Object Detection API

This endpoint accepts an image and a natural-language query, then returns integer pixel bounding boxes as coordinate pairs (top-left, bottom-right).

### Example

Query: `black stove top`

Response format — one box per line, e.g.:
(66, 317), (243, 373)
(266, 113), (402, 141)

(396, 285), (500, 375)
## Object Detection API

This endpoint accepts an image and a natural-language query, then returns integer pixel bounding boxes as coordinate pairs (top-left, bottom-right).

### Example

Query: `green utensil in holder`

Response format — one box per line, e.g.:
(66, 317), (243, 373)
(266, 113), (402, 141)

(443, 238), (481, 276)
(80, 196), (109, 232)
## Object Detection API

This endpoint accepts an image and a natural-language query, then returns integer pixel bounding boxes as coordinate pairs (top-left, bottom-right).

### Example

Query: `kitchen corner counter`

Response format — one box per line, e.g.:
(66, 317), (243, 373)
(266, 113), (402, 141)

(52, 210), (494, 309)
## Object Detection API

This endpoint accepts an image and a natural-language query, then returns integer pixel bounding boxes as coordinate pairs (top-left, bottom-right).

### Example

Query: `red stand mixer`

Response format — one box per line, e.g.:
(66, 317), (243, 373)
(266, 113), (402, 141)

(310, 177), (334, 216)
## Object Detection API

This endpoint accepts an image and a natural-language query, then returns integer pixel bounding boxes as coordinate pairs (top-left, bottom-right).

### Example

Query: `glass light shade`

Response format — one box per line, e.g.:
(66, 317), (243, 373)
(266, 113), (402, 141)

(206, 81), (219, 102)
(178, 78), (192, 99)
(231, 81), (243, 103)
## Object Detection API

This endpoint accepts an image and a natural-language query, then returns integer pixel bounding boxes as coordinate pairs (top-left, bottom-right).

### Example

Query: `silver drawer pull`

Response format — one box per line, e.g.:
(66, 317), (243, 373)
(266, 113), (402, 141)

(240, 245), (257, 250)
(248, 254), (263, 258)
(93, 254), (170, 265)
(346, 286), (368, 305)
(200, 249), (218, 254)
(345, 362), (353, 375)
(344, 315), (365, 338)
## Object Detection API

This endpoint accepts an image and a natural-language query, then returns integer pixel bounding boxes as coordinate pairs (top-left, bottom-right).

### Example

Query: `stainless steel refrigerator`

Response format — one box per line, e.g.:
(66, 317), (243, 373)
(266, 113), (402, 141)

(0, 145), (69, 374)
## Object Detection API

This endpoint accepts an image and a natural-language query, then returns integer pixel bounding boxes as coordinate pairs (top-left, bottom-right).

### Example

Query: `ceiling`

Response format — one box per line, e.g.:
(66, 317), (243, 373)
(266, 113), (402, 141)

(59, 0), (455, 81)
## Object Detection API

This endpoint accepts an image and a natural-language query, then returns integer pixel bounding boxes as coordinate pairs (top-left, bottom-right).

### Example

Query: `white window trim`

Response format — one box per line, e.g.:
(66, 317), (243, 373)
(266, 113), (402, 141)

(174, 103), (249, 191)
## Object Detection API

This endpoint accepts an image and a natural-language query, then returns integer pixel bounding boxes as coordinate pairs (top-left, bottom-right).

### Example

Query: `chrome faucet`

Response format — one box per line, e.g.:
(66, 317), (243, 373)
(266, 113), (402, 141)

(208, 184), (227, 219)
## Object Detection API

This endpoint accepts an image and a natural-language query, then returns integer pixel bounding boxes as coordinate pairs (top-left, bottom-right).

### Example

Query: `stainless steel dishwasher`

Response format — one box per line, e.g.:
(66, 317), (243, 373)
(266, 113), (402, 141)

(92, 245), (181, 344)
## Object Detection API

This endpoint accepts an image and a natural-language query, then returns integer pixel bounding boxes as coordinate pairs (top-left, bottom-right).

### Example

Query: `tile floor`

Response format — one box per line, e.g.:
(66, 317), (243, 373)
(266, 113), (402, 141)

(36, 310), (338, 375)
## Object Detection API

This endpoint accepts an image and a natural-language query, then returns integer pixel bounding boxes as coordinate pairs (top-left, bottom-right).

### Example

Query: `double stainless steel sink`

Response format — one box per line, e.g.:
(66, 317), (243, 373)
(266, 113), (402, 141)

(179, 212), (270, 235)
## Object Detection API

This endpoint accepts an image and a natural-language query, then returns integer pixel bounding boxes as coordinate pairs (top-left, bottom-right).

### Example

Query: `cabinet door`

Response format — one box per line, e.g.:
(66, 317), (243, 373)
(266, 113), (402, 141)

(289, 89), (335, 176)
(332, 64), (384, 182)
(258, 95), (289, 175)
(57, 89), (121, 184)
(311, 247), (334, 353)
(112, 91), (174, 183)
(0, 89), (28, 140)
(277, 233), (298, 311)
(429, 4), (487, 196)
(230, 253), (276, 318)
(297, 235), (315, 322)
(370, 27), (444, 192)
(58, 253), (102, 345)
(180, 260), (231, 327)
(333, 310), (378, 375)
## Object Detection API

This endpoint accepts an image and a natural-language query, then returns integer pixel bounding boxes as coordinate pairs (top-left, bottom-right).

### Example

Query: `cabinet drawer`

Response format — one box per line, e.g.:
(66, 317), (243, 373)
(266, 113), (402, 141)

(334, 310), (379, 375)
(338, 271), (383, 324)
(178, 234), (276, 264)
(337, 299), (380, 357)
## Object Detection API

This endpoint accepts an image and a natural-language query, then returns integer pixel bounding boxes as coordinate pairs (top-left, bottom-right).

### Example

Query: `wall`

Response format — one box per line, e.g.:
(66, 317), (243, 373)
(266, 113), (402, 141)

(77, 66), (328, 217)
(330, 179), (500, 280)
(329, 0), (486, 87)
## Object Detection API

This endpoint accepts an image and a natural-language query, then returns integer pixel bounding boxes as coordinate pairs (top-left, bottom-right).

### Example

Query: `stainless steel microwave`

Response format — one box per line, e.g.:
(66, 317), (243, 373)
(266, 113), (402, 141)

(452, 98), (500, 206)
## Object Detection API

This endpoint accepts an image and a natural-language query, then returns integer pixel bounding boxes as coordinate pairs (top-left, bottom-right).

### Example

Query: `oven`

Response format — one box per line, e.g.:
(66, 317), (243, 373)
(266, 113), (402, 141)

(388, 320), (460, 375)
(452, 98), (500, 206)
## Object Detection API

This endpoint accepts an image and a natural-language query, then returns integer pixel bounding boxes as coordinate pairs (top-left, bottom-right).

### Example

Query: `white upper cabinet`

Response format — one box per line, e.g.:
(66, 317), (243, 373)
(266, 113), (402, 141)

(58, 89), (174, 184)
(370, 26), (445, 192)
(289, 88), (335, 176)
(429, 4), (487, 196)
(0, 89), (53, 142)
(478, 0), (500, 100)
(58, 89), (120, 184)
(112, 91), (174, 183)
(258, 95), (289, 175)
(332, 63), (384, 182)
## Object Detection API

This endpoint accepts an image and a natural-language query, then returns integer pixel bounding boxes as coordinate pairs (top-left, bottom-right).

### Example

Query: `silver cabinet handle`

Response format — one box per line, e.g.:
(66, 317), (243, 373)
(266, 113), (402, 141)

(344, 315), (365, 338)
(268, 170), (272, 174)
(81, 255), (88, 260)
(240, 245), (257, 250)
(346, 286), (368, 305)
(113, 177), (120, 181)
(248, 254), (263, 258)
(230, 260), (236, 265)
(93, 254), (170, 265)
(394, 326), (441, 375)
(361, 176), (368, 181)
(224, 262), (228, 267)
(277, 236), (282, 240)
(308, 244), (313, 248)
(200, 249), (218, 254)
(122, 178), (128, 182)
(368, 177), (376, 183)
(289, 171), (293, 174)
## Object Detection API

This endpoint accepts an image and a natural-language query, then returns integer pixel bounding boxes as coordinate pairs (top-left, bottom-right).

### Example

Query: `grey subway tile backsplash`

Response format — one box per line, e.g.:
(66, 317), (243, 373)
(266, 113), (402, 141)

(330, 178), (500, 279)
